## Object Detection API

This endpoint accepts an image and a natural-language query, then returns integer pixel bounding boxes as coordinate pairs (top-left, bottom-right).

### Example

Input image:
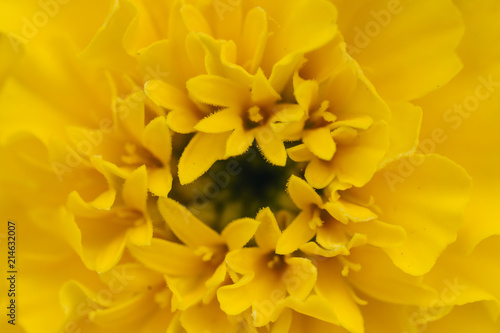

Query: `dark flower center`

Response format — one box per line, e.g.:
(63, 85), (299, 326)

(171, 141), (302, 231)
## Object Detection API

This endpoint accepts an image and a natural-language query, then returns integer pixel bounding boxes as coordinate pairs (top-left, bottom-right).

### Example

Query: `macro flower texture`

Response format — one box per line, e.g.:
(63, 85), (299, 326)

(1, 0), (500, 332)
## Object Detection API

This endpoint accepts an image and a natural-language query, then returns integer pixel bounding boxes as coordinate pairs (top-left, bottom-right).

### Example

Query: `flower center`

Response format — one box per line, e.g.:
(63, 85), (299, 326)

(248, 106), (264, 123)
(195, 244), (228, 266)
(266, 253), (286, 271)
(243, 105), (274, 130)
(171, 142), (302, 231)
(304, 100), (336, 129)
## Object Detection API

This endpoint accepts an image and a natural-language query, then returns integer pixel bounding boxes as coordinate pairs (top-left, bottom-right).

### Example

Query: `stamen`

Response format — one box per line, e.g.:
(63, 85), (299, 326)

(248, 106), (264, 123)
(267, 254), (285, 270)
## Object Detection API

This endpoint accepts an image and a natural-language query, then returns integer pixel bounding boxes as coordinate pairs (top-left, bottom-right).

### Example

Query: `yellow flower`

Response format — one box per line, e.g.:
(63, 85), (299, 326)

(1, 0), (500, 332)
(58, 263), (174, 333)
(68, 161), (153, 272)
(130, 197), (260, 311)
(217, 207), (318, 327)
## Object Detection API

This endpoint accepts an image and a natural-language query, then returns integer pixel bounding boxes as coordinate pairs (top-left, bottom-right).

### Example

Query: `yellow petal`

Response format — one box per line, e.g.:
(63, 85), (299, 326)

(351, 154), (472, 275)
(284, 257), (317, 300)
(287, 175), (323, 209)
(92, 304), (173, 333)
(276, 211), (317, 255)
(26, 205), (83, 257)
(322, 199), (377, 224)
(304, 158), (336, 189)
(180, 4), (212, 35)
(90, 156), (129, 192)
(425, 236), (500, 315)
(204, 263), (228, 296)
(144, 79), (193, 111)
(333, 121), (389, 187)
(114, 90), (145, 141)
(178, 132), (230, 184)
(346, 220), (407, 248)
(330, 116), (374, 131)
(256, 130), (287, 166)
(316, 221), (349, 251)
(217, 275), (255, 316)
(255, 207), (282, 251)
(10, 226), (101, 333)
(322, 57), (391, 122)
(0, 81), (65, 141)
(380, 102), (422, 167)
(348, 246), (437, 306)
(0, 0), (110, 52)
(300, 241), (348, 258)
(142, 117), (173, 196)
(425, 303), (500, 333)
(196, 33), (254, 86)
(210, 0), (243, 42)
(142, 116), (172, 164)
(128, 238), (205, 276)
(98, 262), (164, 293)
(272, 305), (349, 333)
(195, 108), (241, 133)
(315, 259), (364, 333)
(225, 127), (255, 157)
(148, 168), (172, 198)
(261, 0), (338, 75)
(60, 280), (102, 315)
(67, 190), (115, 218)
(303, 127), (336, 161)
(225, 247), (268, 276)
(167, 109), (200, 134)
(359, 296), (415, 333)
(251, 69), (281, 106)
(83, 223), (128, 273)
(187, 74), (248, 107)
(222, 218), (261, 251)
(126, 219), (153, 246)
(167, 271), (214, 311)
(270, 104), (305, 141)
(300, 31), (346, 84)
(287, 144), (315, 162)
(158, 197), (223, 247)
(269, 53), (304, 94)
(138, 39), (181, 85)
(415, 1), (500, 253)
(63, 126), (107, 160)
(335, 0), (464, 101)
(0, 33), (22, 87)
(180, 299), (236, 333)
(277, 295), (339, 326)
(330, 126), (358, 143)
(228, 273), (286, 327)
(294, 76), (319, 111)
(239, 7), (268, 74)
(80, 0), (137, 73)
(90, 291), (156, 327)
(122, 165), (148, 212)
(218, 247), (279, 319)
(166, 312), (184, 333)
